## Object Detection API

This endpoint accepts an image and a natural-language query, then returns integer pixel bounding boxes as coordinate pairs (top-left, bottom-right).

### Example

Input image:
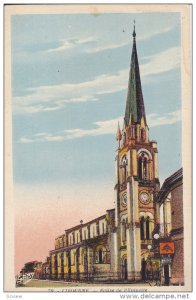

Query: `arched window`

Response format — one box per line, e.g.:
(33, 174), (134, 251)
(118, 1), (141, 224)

(80, 249), (84, 265)
(140, 214), (153, 240)
(98, 249), (103, 263)
(131, 126), (135, 138)
(122, 220), (127, 242)
(138, 157), (143, 179)
(124, 222), (127, 241)
(67, 252), (71, 278)
(54, 255), (58, 268)
(143, 157), (147, 180)
(138, 151), (150, 180)
(96, 222), (99, 236)
(140, 216), (145, 240)
(123, 132), (126, 144)
(75, 248), (80, 266)
(121, 155), (127, 183)
(60, 253), (64, 278)
(102, 222), (105, 234)
(146, 217), (150, 240)
(121, 216), (127, 243)
(141, 128), (146, 142)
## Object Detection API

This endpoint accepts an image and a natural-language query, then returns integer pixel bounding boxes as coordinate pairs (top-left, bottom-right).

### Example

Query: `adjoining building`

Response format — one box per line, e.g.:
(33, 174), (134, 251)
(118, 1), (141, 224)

(41, 256), (51, 280)
(157, 168), (184, 286)
(34, 261), (43, 279)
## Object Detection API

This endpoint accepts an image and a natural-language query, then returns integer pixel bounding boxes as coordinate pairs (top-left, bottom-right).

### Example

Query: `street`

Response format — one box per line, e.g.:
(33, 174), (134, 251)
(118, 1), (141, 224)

(22, 279), (150, 291)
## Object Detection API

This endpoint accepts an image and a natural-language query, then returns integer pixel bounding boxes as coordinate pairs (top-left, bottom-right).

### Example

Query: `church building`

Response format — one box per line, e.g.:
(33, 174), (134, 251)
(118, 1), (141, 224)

(49, 25), (161, 282)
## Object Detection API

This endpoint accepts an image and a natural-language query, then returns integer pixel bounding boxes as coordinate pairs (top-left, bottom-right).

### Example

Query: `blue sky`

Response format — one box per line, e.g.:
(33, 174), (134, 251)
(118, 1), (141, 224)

(11, 12), (181, 188)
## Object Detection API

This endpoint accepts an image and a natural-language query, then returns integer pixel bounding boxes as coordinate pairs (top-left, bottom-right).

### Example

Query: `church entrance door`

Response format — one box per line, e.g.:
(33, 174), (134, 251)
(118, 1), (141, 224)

(164, 264), (170, 286)
(141, 258), (146, 280)
(122, 258), (128, 280)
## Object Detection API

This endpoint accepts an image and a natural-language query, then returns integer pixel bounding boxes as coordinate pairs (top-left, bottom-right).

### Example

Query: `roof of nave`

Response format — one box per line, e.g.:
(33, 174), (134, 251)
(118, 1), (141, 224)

(64, 208), (115, 233)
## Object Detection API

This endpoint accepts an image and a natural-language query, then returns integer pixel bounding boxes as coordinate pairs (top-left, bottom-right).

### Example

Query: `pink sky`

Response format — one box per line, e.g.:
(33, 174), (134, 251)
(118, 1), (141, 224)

(14, 181), (114, 275)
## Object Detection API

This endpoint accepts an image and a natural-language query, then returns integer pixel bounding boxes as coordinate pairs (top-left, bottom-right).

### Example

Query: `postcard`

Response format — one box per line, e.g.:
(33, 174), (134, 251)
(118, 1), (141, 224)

(4, 4), (192, 293)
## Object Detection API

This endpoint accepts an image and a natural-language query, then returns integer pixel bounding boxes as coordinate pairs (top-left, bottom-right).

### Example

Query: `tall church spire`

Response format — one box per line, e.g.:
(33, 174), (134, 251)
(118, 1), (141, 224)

(124, 22), (146, 127)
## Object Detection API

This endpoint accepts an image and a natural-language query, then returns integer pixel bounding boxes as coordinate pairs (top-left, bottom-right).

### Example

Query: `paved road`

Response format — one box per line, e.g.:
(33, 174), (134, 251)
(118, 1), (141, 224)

(23, 279), (150, 291)
(24, 279), (84, 288)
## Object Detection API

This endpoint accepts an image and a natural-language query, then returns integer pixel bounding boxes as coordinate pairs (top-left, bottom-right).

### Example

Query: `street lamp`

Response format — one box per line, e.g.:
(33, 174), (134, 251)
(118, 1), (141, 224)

(146, 231), (161, 284)
(154, 233), (160, 240)
(147, 244), (152, 250)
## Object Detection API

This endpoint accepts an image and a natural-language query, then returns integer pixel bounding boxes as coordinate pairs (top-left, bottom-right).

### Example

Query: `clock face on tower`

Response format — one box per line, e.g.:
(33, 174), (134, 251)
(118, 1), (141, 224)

(121, 193), (127, 207)
(139, 191), (150, 205)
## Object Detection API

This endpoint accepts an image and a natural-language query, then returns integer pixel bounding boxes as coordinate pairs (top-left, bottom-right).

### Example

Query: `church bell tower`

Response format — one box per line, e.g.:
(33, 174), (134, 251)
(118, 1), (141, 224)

(113, 24), (160, 281)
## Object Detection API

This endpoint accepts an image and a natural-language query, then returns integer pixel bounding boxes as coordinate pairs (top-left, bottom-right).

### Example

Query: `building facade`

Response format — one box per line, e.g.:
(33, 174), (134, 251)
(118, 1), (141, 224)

(34, 261), (43, 279)
(113, 25), (160, 281)
(41, 256), (51, 280)
(49, 26), (161, 282)
(50, 210), (115, 281)
(157, 168), (184, 285)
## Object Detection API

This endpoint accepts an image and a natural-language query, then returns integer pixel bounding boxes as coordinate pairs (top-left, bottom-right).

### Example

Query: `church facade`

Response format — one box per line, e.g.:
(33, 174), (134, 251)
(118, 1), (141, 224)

(49, 26), (160, 282)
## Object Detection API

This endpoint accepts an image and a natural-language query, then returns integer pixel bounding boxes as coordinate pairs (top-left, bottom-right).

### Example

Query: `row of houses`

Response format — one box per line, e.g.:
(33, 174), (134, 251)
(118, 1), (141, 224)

(19, 257), (50, 280)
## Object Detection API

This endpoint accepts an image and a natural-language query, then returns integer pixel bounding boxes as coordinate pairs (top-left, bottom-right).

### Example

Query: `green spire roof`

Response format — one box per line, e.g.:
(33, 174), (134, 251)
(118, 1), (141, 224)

(124, 26), (146, 127)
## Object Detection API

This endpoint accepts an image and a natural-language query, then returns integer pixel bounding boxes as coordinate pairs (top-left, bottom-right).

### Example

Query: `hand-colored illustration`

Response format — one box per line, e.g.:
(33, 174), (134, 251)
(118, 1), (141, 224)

(9, 8), (188, 290)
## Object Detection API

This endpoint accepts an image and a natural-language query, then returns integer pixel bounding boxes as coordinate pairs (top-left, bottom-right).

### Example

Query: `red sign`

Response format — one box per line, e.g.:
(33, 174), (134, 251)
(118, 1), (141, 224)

(160, 242), (174, 254)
